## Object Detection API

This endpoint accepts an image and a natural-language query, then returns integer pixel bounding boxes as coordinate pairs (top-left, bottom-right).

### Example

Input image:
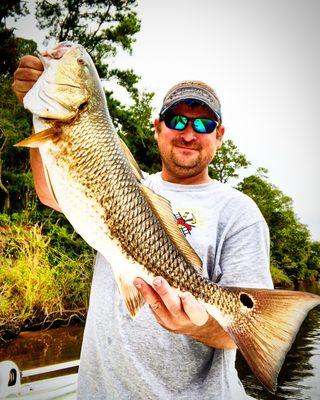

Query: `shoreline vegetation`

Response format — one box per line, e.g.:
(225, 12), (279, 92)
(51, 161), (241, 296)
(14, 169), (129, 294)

(1, 2), (319, 345)
(0, 210), (94, 344)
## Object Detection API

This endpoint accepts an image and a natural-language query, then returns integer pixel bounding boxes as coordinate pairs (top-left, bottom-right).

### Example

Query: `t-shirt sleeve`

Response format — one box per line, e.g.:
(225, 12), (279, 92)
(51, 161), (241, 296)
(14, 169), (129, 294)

(218, 220), (274, 289)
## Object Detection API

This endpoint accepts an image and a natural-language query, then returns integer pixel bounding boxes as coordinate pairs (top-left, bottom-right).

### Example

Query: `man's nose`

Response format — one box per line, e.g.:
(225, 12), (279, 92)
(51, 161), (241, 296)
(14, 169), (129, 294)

(179, 124), (197, 142)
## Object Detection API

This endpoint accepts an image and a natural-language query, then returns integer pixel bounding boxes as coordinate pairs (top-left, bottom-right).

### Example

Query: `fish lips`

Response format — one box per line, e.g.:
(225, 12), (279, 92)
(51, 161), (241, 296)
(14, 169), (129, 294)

(24, 77), (85, 121)
(24, 47), (89, 121)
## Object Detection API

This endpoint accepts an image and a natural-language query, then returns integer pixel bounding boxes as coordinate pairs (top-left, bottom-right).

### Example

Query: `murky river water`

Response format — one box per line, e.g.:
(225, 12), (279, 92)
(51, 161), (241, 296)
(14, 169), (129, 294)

(0, 283), (319, 398)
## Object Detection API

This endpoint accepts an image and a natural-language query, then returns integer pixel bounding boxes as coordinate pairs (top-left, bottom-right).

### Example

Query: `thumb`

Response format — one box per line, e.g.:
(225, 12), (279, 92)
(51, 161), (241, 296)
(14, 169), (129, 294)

(180, 292), (208, 326)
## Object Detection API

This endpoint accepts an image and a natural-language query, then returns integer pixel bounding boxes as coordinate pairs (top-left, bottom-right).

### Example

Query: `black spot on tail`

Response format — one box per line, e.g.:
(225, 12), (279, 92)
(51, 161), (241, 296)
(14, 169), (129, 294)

(240, 293), (254, 308)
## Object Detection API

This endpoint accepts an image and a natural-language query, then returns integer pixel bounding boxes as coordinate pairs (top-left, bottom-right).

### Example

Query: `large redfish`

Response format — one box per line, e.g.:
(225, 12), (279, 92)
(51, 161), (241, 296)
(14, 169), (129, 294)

(16, 42), (320, 392)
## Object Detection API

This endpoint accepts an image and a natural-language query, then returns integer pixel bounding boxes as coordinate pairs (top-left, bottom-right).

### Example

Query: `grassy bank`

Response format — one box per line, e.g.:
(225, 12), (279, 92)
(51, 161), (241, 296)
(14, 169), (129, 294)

(0, 211), (94, 343)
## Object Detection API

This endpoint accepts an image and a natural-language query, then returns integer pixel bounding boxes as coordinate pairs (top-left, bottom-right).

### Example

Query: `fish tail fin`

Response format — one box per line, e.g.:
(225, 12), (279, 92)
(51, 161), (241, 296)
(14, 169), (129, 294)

(205, 288), (320, 392)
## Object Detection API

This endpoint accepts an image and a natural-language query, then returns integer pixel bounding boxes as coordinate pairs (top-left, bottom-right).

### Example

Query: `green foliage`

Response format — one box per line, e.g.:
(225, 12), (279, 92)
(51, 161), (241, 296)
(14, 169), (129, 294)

(111, 90), (161, 173)
(16, 37), (39, 58)
(0, 0), (29, 25)
(237, 169), (318, 285)
(0, 28), (20, 75)
(0, 1), (31, 75)
(209, 139), (250, 183)
(306, 241), (320, 276)
(270, 264), (293, 287)
(35, 0), (140, 80)
(0, 74), (36, 212)
(0, 214), (94, 338)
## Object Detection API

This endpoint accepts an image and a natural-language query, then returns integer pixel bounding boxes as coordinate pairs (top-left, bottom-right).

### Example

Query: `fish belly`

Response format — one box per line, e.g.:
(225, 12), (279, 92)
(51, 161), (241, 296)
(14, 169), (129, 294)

(39, 144), (154, 290)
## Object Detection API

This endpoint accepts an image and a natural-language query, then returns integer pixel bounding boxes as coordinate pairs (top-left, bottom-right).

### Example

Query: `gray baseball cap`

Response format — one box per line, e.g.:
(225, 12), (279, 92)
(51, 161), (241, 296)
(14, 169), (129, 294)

(159, 80), (222, 121)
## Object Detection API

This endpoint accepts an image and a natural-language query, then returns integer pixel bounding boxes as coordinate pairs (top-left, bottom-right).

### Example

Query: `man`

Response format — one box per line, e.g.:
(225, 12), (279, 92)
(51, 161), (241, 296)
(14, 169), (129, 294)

(13, 57), (273, 399)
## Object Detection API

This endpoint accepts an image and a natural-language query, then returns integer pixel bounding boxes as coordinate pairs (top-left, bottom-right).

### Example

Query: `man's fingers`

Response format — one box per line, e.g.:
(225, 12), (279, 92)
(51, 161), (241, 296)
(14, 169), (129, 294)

(133, 278), (164, 312)
(153, 277), (184, 316)
(134, 278), (177, 329)
(12, 56), (44, 103)
(14, 67), (43, 82)
(180, 292), (209, 326)
(12, 79), (37, 94)
(18, 55), (44, 71)
(133, 278), (205, 332)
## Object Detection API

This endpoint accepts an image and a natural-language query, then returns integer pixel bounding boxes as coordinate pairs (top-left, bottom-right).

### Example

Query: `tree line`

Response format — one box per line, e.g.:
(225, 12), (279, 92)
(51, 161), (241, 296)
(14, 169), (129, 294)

(0, 0), (319, 339)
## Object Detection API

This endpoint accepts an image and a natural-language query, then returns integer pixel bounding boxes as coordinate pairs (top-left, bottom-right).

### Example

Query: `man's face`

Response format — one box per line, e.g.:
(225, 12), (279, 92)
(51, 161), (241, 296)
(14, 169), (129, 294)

(154, 102), (225, 182)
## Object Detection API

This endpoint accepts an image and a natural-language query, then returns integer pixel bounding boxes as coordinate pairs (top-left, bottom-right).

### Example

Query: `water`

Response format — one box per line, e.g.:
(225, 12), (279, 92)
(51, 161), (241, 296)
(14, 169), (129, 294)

(0, 284), (319, 398)
(0, 324), (83, 382)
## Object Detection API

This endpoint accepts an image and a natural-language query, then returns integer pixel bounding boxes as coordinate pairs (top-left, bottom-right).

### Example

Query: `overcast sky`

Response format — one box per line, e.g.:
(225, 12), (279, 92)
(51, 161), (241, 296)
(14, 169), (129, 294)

(8, 0), (320, 240)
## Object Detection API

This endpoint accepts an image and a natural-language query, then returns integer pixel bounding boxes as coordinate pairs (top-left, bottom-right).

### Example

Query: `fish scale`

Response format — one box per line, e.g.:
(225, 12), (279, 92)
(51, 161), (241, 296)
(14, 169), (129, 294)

(17, 42), (320, 393)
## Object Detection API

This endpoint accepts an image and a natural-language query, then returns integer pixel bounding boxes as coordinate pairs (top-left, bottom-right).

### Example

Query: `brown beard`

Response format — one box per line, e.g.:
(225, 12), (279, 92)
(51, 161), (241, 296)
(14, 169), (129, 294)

(160, 141), (209, 179)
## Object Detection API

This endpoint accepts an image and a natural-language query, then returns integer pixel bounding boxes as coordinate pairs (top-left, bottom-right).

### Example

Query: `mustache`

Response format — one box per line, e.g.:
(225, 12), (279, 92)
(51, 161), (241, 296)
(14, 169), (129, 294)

(172, 139), (202, 151)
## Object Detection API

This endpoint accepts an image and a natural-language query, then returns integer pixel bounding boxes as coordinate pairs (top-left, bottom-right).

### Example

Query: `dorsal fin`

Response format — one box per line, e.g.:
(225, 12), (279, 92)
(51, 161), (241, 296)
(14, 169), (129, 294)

(139, 183), (202, 272)
(120, 138), (143, 181)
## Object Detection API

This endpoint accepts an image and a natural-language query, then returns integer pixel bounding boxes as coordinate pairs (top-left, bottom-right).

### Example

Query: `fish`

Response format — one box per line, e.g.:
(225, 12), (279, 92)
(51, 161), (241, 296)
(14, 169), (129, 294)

(15, 42), (320, 393)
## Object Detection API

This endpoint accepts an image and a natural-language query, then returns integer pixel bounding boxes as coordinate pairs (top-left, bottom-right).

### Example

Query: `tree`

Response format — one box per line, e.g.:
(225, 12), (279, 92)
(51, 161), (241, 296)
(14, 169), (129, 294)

(35, 0), (141, 92)
(237, 169), (318, 286)
(112, 90), (161, 173)
(209, 139), (250, 183)
(306, 242), (320, 277)
(0, 0), (30, 75)
(0, 75), (34, 212)
(0, 1), (38, 211)
(0, 0), (28, 24)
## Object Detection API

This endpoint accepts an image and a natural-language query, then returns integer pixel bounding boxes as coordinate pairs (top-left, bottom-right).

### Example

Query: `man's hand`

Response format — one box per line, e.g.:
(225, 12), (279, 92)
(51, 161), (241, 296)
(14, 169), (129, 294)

(134, 276), (208, 332)
(12, 55), (43, 103)
(133, 276), (237, 349)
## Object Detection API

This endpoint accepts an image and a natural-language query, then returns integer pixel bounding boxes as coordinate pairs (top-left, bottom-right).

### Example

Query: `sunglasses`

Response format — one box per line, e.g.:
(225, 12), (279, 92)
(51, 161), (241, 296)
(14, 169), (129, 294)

(161, 114), (220, 134)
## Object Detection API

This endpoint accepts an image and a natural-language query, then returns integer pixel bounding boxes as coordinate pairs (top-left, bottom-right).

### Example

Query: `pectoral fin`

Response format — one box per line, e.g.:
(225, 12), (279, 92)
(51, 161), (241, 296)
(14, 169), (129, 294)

(110, 260), (146, 318)
(14, 127), (59, 148)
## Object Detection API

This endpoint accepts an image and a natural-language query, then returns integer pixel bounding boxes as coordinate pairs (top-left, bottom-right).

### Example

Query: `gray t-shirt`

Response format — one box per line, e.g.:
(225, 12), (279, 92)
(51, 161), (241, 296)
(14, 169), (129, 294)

(77, 172), (273, 399)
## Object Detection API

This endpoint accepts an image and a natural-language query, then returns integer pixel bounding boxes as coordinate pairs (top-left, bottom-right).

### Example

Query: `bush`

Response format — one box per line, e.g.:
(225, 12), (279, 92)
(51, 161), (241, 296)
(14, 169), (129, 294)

(0, 213), (94, 341)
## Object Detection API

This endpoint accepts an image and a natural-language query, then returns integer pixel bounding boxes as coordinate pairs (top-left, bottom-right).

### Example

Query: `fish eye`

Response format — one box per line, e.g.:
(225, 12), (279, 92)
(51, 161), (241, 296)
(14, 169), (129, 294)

(79, 101), (88, 111)
(77, 57), (87, 66)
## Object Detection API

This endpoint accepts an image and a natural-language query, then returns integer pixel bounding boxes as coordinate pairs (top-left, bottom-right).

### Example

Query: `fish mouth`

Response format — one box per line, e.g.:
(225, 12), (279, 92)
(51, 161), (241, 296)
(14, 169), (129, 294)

(24, 42), (90, 121)
(42, 42), (74, 60)
(43, 80), (82, 90)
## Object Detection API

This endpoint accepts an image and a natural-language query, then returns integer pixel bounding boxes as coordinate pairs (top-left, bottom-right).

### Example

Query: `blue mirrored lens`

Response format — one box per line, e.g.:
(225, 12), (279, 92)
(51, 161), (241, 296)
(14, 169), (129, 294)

(193, 118), (217, 133)
(168, 115), (188, 130)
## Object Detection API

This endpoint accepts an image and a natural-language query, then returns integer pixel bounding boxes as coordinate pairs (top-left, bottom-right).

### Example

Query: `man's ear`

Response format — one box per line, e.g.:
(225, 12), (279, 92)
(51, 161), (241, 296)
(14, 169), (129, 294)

(154, 118), (160, 141)
(216, 124), (225, 145)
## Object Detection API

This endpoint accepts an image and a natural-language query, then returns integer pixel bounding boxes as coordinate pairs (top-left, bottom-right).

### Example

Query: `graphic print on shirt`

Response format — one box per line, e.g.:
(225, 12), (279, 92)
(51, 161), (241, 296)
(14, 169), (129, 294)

(173, 209), (205, 237)
(174, 211), (196, 236)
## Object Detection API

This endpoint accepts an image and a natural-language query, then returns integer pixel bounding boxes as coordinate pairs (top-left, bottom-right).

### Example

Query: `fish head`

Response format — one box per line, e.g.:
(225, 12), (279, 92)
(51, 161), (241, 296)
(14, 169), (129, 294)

(24, 42), (106, 123)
